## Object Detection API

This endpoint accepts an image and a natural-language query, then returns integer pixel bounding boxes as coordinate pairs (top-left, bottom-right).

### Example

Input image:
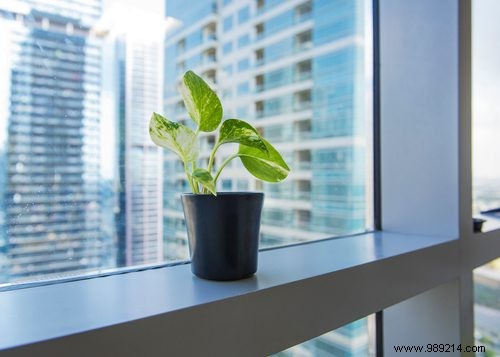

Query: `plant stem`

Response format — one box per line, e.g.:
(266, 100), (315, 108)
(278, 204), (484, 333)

(191, 161), (206, 194)
(213, 154), (238, 184)
(184, 162), (198, 193)
(206, 142), (221, 174)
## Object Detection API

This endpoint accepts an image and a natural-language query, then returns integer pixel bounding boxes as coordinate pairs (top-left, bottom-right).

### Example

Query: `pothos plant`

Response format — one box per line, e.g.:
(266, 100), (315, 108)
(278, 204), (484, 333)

(149, 70), (290, 195)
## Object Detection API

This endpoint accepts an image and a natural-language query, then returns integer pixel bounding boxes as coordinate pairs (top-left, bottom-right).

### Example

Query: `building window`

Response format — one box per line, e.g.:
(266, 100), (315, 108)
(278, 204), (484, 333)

(223, 64), (233, 75)
(237, 58), (250, 71)
(237, 34), (251, 48)
(223, 41), (233, 54)
(223, 15), (233, 32)
(238, 6), (250, 24)
(221, 179), (232, 191)
(237, 82), (250, 96)
(236, 106), (248, 118)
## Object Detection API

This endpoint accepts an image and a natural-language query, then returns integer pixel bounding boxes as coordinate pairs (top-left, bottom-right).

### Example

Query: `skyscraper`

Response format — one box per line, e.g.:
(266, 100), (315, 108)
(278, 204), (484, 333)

(0, 0), (112, 281)
(162, 0), (372, 355)
(163, 0), (371, 256)
(97, 0), (166, 266)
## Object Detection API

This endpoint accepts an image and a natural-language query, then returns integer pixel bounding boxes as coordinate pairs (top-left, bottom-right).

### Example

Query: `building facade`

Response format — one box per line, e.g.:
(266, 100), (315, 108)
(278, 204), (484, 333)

(0, 0), (112, 281)
(163, 0), (371, 260)
(112, 34), (164, 266)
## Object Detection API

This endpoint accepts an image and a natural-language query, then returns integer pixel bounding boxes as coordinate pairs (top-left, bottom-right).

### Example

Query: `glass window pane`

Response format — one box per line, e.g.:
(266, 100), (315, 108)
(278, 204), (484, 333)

(223, 41), (233, 54)
(238, 6), (250, 24)
(223, 15), (233, 32)
(472, 0), (500, 232)
(272, 316), (376, 357)
(0, 0), (374, 286)
(474, 258), (500, 356)
(238, 34), (251, 48)
(237, 58), (250, 71)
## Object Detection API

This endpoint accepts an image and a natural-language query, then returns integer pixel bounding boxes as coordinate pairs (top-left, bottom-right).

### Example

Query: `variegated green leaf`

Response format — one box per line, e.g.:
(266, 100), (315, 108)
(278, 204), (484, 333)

(180, 70), (222, 132)
(217, 119), (268, 153)
(192, 168), (217, 196)
(149, 112), (198, 162)
(238, 138), (290, 182)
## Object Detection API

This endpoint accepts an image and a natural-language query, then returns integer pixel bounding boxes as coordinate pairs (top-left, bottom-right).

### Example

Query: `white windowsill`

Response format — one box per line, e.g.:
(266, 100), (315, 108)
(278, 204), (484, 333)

(0, 231), (458, 356)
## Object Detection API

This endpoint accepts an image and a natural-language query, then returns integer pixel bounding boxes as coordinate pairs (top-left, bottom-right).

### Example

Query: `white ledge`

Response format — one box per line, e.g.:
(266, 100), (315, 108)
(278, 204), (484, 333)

(0, 231), (458, 356)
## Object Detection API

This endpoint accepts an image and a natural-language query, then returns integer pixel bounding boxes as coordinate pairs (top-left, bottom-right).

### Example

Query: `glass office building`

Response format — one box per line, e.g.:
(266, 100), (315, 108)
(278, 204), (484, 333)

(0, 0), (113, 281)
(163, 0), (373, 355)
(111, 34), (164, 266)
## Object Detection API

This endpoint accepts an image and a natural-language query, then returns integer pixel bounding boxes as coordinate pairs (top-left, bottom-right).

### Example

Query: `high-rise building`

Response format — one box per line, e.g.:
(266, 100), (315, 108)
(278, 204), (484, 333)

(163, 0), (371, 257)
(0, 0), (112, 281)
(163, 0), (372, 355)
(97, 0), (166, 266)
(162, 1), (220, 261)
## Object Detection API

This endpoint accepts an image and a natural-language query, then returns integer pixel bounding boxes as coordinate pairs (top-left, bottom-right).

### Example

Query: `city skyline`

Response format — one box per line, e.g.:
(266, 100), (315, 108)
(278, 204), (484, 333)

(0, 0), (169, 281)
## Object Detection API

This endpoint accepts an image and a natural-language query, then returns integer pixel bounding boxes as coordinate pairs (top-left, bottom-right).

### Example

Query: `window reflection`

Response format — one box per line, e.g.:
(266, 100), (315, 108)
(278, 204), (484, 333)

(474, 258), (500, 356)
(472, 0), (500, 232)
(272, 316), (376, 357)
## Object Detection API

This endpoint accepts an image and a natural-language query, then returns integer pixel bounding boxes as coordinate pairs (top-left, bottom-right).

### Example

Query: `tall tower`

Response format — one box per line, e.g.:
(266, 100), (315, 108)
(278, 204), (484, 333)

(0, 0), (112, 281)
(163, 0), (371, 255)
(97, 0), (166, 266)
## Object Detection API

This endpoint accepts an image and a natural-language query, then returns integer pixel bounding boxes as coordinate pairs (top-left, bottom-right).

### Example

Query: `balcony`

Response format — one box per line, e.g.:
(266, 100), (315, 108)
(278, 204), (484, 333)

(294, 70), (312, 82)
(295, 1), (312, 24)
(294, 11), (312, 25)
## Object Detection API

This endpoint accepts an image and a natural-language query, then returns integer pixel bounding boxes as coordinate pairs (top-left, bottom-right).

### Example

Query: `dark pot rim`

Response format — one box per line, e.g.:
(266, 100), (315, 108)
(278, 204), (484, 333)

(181, 191), (264, 197)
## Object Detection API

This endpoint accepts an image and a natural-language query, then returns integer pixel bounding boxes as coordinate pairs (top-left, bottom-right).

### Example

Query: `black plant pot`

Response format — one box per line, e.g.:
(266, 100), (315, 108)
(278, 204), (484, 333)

(181, 192), (264, 281)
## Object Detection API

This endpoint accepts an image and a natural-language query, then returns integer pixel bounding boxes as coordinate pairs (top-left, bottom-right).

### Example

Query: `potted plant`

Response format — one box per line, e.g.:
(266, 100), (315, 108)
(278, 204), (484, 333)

(149, 70), (290, 281)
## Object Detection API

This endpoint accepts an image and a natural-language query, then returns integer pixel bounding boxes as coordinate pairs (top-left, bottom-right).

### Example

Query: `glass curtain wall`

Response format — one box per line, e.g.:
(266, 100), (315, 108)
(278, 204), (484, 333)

(472, 0), (500, 232)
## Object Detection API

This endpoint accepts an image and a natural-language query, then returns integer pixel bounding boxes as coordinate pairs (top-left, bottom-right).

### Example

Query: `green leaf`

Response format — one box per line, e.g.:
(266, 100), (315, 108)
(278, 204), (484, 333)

(238, 138), (290, 182)
(192, 168), (217, 195)
(217, 119), (268, 153)
(179, 70), (222, 132)
(149, 112), (198, 162)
